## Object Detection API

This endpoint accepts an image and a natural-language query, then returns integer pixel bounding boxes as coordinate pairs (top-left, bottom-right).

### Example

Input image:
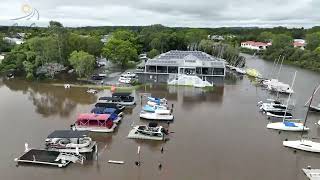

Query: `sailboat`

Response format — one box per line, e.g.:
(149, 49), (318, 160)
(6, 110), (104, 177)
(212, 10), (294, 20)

(305, 84), (320, 113)
(267, 72), (309, 131)
(283, 86), (320, 152)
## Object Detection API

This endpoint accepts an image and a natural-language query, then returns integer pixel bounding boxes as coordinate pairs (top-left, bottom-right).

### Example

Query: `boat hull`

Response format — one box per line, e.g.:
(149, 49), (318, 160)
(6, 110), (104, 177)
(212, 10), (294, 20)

(140, 112), (174, 121)
(75, 124), (117, 133)
(310, 106), (320, 112)
(267, 122), (309, 131)
(266, 112), (293, 119)
(47, 141), (96, 153)
(283, 140), (320, 153)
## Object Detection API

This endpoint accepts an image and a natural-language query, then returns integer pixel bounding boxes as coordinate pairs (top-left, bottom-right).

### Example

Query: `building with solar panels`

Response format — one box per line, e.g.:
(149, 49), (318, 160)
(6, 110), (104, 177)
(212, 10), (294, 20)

(136, 50), (226, 84)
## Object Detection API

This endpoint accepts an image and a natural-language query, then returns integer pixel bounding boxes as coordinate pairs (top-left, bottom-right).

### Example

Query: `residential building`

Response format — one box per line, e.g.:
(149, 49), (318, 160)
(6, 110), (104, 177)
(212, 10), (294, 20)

(241, 41), (271, 50)
(136, 50), (226, 84)
(293, 39), (306, 50)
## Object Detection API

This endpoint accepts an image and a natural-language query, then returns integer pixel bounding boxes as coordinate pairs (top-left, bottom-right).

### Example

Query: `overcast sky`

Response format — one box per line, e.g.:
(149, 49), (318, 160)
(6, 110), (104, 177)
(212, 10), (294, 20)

(0, 0), (319, 28)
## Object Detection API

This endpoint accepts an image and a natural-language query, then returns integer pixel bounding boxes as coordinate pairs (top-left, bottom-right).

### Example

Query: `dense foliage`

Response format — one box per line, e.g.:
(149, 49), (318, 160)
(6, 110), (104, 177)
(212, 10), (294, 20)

(1, 23), (320, 79)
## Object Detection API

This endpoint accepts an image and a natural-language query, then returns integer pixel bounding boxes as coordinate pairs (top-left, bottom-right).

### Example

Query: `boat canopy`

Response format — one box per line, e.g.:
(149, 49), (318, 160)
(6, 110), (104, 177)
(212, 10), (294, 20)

(284, 121), (297, 127)
(76, 114), (113, 128)
(95, 102), (120, 108)
(148, 97), (162, 104)
(77, 113), (110, 121)
(98, 97), (121, 101)
(112, 92), (131, 97)
(47, 130), (89, 138)
(91, 107), (117, 114)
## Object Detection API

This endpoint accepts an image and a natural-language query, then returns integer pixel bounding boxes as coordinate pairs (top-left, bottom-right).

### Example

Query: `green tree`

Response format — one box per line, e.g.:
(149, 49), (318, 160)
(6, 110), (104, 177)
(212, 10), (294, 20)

(69, 50), (95, 77)
(306, 32), (320, 51)
(199, 39), (214, 54)
(147, 49), (160, 58)
(257, 32), (273, 42)
(102, 38), (138, 68)
(271, 34), (293, 49)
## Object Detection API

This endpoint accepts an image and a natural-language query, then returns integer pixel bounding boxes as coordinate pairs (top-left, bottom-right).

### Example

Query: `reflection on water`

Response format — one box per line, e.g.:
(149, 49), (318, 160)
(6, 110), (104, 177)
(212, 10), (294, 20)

(138, 84), (224, 105)
(3, 79), (97, 117)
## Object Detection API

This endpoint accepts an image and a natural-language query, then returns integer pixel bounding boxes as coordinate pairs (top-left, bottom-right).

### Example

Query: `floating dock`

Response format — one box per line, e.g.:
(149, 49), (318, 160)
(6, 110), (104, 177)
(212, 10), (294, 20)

(15, 149), (71, 167)
(302, 168), (320, 180)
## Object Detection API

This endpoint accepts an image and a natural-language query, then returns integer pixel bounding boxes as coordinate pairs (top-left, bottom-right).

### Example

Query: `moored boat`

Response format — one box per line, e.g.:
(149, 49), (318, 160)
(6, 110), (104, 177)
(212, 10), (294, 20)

(112, 92), (135, 106)
(283, 140), (320, 153)
(267, 121), (309, 131)
(266, 111), (293, 119)
(140, 110), (174, 121)
(45, 130), (96, 153)
(74, 114), (117, 133)
(91, 107), (123, 123)
(127, 122), (168, 141)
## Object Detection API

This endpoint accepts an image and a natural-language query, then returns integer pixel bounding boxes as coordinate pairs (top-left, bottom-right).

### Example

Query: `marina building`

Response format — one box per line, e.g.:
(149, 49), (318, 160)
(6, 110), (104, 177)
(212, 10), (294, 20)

(136, 50), (226, 84)
(241, 41), (271, 50)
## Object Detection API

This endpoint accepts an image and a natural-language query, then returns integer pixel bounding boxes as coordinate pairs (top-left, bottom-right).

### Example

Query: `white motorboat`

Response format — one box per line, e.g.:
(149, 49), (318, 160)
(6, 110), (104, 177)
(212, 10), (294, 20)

(283, 140), (320, 153)
(234, 67), (246, 75)
(267, 121), (309, 131)
(127, 122), (168, 141)
(140, 110), (174, 121)
(45, 130), (96, 153)
(148, 97), (167, 104)
(143, 104), (169, 113)
(267, 83), (294, 94)
(118, 76), (131, 84)
(121, 72), (136, 78)
(259, 103), (287, 112)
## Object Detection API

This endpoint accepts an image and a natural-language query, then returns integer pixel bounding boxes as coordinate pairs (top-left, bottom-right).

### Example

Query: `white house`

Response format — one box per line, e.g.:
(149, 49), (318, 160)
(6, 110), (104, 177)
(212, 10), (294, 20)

(3, 37), (24, 45)
(293, 39), (306, 50)
(241, 41), (271, 50)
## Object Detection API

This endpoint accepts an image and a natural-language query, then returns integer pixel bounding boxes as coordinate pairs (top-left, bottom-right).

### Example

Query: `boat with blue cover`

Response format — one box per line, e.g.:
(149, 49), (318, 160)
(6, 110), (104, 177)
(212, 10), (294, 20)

(91, 107), (123, 123)
(143, 104), (169, 113)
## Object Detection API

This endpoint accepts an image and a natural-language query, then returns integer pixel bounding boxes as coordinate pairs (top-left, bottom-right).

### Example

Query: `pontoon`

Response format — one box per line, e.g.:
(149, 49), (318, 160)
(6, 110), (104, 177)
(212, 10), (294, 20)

(91, 107), (123, 123)
(127, 122), (168, 141)
(74, 114), (117, 133)
(45, 130), (96, 153)
(95, 102), (125, 111)
(112, 92), (135, 106)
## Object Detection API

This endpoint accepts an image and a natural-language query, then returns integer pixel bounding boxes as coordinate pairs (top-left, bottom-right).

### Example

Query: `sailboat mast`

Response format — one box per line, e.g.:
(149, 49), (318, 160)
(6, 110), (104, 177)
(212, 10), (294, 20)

(301, 86), (318, 138)
(304, 84), (320, 106)
(271, 55), (281, 79)
(276, 56), (285, 80)
(282, 71), (297, 123)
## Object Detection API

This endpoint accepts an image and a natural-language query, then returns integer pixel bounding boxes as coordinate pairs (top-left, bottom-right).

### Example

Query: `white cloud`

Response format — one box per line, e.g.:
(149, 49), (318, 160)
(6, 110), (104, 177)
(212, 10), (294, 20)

(0, 0), (319, 27)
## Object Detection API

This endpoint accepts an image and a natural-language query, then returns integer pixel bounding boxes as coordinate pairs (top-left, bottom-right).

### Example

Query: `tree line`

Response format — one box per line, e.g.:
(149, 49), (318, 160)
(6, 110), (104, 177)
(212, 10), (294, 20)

(1, 23), (320, 79)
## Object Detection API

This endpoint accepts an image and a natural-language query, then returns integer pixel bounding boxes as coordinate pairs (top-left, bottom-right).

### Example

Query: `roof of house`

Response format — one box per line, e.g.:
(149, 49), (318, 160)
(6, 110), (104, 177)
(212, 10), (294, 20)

(145, 50), (225, 68)
(293, 42), (306, 47)
(241, 41), (270, 47)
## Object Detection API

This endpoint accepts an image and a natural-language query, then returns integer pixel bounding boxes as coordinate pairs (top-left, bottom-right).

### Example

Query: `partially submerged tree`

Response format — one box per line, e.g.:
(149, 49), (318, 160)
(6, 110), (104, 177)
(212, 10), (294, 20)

(68, 50), (95, 77)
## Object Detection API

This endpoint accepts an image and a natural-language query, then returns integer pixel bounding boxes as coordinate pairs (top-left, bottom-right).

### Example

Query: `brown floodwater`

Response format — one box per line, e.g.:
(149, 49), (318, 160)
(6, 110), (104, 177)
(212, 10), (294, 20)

(1, 54), (320, 180)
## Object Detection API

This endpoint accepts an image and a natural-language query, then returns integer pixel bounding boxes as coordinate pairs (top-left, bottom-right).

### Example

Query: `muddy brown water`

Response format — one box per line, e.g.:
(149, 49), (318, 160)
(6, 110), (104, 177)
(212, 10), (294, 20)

(1, 54), (320, 180)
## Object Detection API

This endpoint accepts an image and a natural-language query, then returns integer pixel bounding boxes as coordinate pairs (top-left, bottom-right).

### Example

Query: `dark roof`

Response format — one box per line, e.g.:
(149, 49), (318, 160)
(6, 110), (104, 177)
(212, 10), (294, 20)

(99, 97), (121, 101)
(112, 92), (132, 96)
(47, 130), (89, 138)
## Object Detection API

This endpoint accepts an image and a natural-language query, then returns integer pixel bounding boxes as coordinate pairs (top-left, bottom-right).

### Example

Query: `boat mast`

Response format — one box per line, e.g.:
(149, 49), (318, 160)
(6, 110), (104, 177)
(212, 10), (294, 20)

(282, 71), (297, 123)
(304, 84), (320, 106)
(270, 55), (281, 79)
(301, 86), (318, 138)
(276, 56), (285, 80)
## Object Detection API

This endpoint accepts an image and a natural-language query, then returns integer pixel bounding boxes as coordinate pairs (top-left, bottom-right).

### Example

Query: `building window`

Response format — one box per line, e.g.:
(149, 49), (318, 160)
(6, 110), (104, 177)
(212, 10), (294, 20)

(196, 67), (201, 74)
(168, 66), (178, 73)
(213, 68), (224, 75)
(156, 66), (168, 73)
(146, 66), (156, 73)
